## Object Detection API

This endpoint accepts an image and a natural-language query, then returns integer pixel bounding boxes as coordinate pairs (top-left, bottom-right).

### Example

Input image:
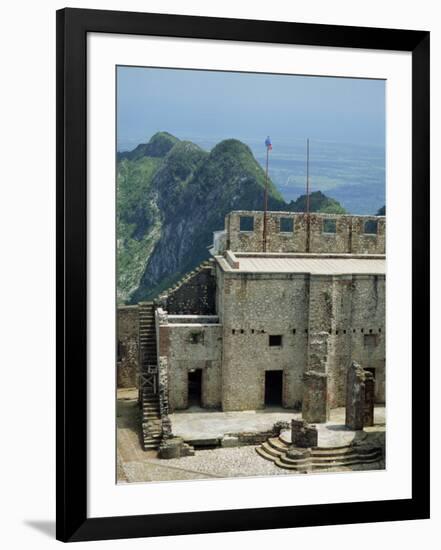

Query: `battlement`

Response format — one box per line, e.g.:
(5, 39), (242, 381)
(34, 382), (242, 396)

(225, 211), (385, 255)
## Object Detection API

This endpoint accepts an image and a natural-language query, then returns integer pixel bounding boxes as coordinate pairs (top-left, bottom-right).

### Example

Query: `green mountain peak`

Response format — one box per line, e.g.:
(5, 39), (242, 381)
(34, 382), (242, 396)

(117, 133), (346, 304)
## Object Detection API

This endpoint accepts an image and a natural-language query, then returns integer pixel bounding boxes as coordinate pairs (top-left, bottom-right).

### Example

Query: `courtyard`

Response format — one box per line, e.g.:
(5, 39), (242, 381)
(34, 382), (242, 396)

(117, 389), (385, 483)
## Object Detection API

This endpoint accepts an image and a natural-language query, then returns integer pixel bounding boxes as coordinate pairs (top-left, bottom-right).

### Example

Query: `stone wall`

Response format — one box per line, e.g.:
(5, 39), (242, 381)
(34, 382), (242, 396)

(157, 313), (223, 411)
(219, 272), (309, 410)
(308, 274), (386, 407)
(218, 270), (385, 411)
(226, 211), (385, 255)
(117, 305), (139, 388)
(159, 262), (216, 315)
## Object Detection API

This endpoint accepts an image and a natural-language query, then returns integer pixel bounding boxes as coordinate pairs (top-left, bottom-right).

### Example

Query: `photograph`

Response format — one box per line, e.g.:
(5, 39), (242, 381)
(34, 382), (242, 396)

(115, 66), (386, 483)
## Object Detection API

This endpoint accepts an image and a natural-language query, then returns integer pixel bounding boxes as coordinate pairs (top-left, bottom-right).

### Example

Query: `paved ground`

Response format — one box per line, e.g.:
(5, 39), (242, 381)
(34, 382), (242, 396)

(170, 405), (385, 447)
(117, 389), (385, 484)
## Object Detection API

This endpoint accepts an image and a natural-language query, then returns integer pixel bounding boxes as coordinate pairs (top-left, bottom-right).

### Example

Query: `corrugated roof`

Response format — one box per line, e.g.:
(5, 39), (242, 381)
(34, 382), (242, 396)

(218, 255), (385, 275)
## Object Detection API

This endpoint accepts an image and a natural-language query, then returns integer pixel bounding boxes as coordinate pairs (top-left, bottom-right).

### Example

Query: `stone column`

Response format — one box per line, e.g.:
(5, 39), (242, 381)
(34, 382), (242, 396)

(345, 361), (365, 430)
(363, 371), (375, 427)
(302, 371), (329, 423)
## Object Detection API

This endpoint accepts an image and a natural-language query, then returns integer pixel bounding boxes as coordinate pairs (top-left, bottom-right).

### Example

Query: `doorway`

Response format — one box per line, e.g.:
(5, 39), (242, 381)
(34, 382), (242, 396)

(264, 370), (283, 406)
(188, 369), (202, 407)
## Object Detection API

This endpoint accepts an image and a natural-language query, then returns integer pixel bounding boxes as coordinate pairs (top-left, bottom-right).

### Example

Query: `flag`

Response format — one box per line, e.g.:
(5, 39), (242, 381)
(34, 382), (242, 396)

(265, 136), (272, 150)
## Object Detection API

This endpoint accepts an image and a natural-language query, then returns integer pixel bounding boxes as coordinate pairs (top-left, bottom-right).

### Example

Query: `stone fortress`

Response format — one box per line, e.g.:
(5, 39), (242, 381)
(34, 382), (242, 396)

(117, 210), (385, 467)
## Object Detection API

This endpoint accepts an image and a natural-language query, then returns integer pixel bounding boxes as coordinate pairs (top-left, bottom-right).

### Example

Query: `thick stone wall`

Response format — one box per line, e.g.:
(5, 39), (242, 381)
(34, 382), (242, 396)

(219, 270), (385, 411)
(308, 274), (386, 407)
(159, 263), (216, 315)
(220, 272), (309, 411)
(157, 318), (222, 411)
(348, 275), (386, 403)
(226, 211), (385, 255)
(116, 305), (139, 388)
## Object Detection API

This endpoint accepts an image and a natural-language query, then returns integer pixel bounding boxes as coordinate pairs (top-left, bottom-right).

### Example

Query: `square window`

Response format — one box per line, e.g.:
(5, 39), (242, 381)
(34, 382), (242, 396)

(190, 332), (204, 344)
(364, 334), (378, 348)
(323, 219), (337, 233)
(239, 216), (254, 232)
(280, 217), (294, 232)
(269, 334), (282, 347)
(364, 220), (378, 234)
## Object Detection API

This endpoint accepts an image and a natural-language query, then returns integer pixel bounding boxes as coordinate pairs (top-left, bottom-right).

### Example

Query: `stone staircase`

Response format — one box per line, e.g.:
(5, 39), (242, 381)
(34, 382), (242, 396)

(138, 302), (161, 450)
(141, 390), (162, 450)
(256, 435), (383, 472)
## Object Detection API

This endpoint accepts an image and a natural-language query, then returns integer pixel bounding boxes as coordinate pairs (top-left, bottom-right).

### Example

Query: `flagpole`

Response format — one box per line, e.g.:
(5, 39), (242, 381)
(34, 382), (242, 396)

(306, 138), (310, 253)
(263, 144), (269, 252)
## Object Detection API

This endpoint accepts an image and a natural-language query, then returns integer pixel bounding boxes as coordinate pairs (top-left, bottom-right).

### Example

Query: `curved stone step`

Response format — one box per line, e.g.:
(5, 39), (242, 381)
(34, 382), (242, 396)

(279, 449), (381, 467)
(257, 435), (383, 472)
(267, 437), (290, 453)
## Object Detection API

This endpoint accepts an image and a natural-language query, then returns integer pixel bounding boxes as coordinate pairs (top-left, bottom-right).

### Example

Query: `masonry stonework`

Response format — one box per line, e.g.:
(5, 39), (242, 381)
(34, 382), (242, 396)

(117, 211), (386, 426)
(159, 262), (216, 315)
(345, 361), (366, 430)
(117, 305), (139, 388)
(226, 211), (385, 255)
(220, 272), (309, 410)
(302, 371), (329, 423)
(157, 311), (222, 411)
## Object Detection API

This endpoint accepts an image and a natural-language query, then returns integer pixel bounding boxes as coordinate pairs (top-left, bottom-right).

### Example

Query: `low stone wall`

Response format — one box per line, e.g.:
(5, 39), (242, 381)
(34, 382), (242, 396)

(220, 421), (290, 448)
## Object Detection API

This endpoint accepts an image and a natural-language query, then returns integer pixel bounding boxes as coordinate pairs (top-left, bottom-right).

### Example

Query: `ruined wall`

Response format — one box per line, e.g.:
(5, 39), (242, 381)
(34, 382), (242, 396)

(226, 211), (385, 255)
(307, 274), (386, 407)
(220, 272), (309, 411)
(157, 319), (222, 411)
(159, 262), (216, 315)
(349, 275), (386, 403)
(117, 305), (139, 388)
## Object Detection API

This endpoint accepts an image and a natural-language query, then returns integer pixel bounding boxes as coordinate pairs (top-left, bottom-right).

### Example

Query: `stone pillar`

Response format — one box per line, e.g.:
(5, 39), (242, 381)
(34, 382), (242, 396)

(302, 371), (329, 423)
(363, 371), (375, 427)
(345, 361), (365, 430)
(291, 419), (318, 448)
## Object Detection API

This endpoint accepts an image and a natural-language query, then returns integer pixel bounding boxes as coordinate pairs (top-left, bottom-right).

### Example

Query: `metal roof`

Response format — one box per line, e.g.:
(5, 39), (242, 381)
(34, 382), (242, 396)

(216, 254), (385, 275)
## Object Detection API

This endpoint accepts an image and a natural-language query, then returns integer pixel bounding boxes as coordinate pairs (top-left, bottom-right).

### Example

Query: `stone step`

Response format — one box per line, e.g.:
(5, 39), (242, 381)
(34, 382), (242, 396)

(144, 433), (162, 439)
(259, 443), (284, 459)
(267, 438), (290, 453)
(273, 454), (382, 471)
(278, 449), (382, 467)
(257, 438), (383, 472)
(256, 446), (280, 462)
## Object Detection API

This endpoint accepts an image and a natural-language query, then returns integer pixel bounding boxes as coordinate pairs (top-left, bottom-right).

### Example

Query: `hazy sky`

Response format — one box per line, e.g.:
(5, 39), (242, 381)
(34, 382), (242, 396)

(117, 66), (385, 150)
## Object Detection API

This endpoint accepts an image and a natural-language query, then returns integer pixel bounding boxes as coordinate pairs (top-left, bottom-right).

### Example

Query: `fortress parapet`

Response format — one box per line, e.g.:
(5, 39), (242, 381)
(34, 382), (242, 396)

(225, 211), (385, 255)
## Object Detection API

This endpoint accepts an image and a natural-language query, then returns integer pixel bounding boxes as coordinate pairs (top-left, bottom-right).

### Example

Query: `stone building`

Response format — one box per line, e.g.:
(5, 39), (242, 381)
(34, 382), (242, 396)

(117, 210), (385, 446)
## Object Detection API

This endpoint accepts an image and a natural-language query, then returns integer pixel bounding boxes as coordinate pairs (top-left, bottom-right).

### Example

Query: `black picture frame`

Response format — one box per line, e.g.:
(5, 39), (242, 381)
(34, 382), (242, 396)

(56, 8), (430, 542)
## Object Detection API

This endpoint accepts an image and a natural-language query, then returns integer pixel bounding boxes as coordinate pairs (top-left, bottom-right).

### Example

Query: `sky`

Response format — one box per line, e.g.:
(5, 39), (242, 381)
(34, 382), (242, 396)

(117, 66), (385, 151)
